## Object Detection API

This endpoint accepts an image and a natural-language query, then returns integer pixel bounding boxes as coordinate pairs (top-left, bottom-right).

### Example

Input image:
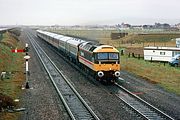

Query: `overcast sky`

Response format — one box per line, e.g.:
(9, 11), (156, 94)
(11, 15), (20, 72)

(0, 0), (179, 25)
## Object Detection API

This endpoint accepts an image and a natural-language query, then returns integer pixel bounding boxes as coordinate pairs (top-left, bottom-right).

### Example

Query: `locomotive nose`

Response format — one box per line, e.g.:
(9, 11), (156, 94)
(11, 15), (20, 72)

(98, 71), (104, 77)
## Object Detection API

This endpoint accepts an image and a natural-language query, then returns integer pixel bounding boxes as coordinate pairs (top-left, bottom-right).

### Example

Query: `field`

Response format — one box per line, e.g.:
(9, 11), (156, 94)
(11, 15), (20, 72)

(120, 55), (180, 95)
(0, 32), (25, 120)
(49, 29), (180, 47)
(49, 29), (180, 95)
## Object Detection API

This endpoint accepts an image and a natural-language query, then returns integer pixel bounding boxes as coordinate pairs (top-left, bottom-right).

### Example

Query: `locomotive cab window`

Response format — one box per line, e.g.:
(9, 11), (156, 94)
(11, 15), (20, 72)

(96, 53), (119, 60)
(97, 53), (108, 60)
(109, 53), (119, 60)
(94, 52), (119, 64)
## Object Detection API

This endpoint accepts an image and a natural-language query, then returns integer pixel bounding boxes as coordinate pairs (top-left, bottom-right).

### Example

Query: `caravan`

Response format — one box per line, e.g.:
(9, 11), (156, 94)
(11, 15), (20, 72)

(144, 47), (180, 62)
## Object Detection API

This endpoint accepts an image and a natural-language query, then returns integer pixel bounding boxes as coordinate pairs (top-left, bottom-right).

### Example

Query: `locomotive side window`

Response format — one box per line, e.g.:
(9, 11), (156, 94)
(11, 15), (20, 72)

(80, 51), (84, 56)
(79, 49), (93, 62)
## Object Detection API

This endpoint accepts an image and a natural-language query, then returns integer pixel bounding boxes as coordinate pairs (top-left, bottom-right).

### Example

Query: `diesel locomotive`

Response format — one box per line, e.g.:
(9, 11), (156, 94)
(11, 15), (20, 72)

(37, 30), (120, 83)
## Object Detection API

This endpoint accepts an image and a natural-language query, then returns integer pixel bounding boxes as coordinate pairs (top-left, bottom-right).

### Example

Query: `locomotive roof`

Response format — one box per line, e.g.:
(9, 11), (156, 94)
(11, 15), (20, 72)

(79, 42), (119, 53)
(79, 42), (97, 52)
(93, 45), (119, 53)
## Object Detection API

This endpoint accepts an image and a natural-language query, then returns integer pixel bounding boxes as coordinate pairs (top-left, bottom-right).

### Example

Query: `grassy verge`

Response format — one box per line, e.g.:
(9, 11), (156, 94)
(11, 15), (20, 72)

(120, 54), (180, 95)
(0, 32), (25, 120)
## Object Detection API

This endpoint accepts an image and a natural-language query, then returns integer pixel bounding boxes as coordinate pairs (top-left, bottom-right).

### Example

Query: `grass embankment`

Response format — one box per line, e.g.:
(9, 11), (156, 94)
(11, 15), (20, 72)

(120, 55), (180, 95)
(0, 32), (25, 120)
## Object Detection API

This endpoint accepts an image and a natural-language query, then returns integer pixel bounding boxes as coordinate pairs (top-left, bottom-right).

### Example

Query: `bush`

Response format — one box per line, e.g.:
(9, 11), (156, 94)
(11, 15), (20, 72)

(0, 93), (16, 112)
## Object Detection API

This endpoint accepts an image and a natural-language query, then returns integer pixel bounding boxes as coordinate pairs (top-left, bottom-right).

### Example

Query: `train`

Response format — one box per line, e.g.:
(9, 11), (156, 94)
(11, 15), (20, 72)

(36, 30), (120, 83)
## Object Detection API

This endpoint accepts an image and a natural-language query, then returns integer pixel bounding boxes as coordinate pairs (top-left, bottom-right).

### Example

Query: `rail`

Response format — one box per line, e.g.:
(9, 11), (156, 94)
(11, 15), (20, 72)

(26, 31), (100, 120)
(115, 82), (174, 120)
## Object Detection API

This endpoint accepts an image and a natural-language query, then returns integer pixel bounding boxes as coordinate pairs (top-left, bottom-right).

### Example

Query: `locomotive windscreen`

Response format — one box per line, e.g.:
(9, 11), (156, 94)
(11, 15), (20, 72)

(96, 53), (119, 60)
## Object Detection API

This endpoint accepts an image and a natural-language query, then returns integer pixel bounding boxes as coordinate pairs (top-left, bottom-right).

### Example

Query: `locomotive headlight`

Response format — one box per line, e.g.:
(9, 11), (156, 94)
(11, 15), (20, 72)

(98, 71), (104, 77)
(114, 71), (120, 77)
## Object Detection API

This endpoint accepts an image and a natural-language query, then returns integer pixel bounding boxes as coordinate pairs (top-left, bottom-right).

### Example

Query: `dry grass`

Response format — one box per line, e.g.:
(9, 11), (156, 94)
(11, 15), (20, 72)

(0, 112), (20, 120)
(120, 55), (180, 95)
(50, 29), (114, 40)
(51, 29), (178, 47)
(1, 32), (19, 49)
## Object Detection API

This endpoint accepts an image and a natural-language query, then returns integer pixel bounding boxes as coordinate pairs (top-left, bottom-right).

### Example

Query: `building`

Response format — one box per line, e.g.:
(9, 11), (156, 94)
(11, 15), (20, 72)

(144, 46), (180, 62)
(154, 23), (170, 29)
(111, 32), (128, 39)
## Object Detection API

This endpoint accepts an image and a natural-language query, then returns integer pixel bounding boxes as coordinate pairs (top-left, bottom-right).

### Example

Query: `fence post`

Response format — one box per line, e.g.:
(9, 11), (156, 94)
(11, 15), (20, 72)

(138, 54), (140, 59)
(121, 50), (124, 56)
(128, 53), (130, 58)
(132, 53), (135, 58)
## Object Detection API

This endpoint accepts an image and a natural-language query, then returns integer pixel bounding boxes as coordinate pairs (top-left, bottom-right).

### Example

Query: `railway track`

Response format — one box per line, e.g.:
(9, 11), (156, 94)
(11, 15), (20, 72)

(26, 31), (100, 120)
(114, 82), (174, 120)
(27, 29), (175, 120)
